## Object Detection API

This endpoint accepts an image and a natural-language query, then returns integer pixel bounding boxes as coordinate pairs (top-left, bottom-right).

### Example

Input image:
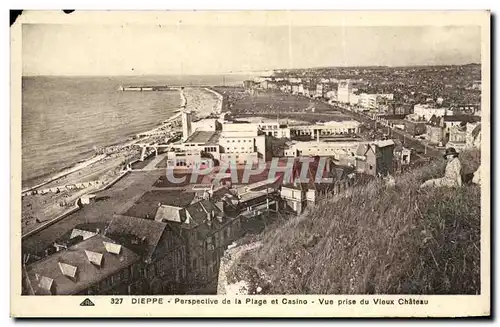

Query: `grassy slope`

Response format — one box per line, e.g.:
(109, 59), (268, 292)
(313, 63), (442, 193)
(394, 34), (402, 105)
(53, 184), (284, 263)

(235, 149), (481, 294)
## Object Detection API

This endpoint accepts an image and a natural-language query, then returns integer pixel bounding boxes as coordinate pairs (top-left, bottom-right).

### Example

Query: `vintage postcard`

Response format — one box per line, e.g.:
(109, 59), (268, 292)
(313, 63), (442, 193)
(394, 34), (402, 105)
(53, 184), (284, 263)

(10, 10), (490, 318)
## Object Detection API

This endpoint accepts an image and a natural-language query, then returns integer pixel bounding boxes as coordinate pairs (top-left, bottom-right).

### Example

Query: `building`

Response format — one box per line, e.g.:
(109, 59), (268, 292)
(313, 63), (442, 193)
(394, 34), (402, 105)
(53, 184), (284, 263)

(413, 104), (454, 121)
(298, 84), (304, 95)
(191, 118), (220, 132)
(466, 123), (481, 149)
(337, 81), (353, 103)
(315, 84), (325, 98)
(243, 80), (256, 89)
(169, 121), (273, 167)
(358, 93), (378, 109)
(237, 181), (281, 218)
(426, 125), (445, 145)
(349, 94), (360, 106)
(442, 115), (481, 134)
(166, 131), (220, 169)
(325, 90), (337, 100)
(280, 160), (352, 214)
(279, 83), (291, 93)
(181, 110), (193, 142)
(256, 120), (291, 138)
(376, 115), (408, 130)
(155, 196), (243, 293)
(219, 127), (269, 164)
(289, 120), (361, 139)
(451, 104), (481, 116)
(105, 215), (188, 294)
(284, 140), (359, 159)
(23, 234), (142, 295)
(393, 142), (412, 172)
(354, 140), (395, 176)
(391, 103), (413, 115)
(404, 120), (427, 136)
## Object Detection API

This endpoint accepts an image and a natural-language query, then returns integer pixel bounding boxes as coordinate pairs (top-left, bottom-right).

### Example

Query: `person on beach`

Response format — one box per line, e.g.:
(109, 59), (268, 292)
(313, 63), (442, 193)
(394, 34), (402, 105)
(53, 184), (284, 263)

(420, 147), (462, 188)
(472, 164), (481, 185)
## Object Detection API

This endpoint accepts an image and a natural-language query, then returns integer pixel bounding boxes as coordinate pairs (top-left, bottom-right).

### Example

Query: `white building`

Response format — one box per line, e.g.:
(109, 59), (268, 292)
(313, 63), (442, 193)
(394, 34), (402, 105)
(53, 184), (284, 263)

(166, 123), (270, 168)
(298, 84), (304, 95)
(315, 83), (329, 97)
(357, 93), (394, 109)
(413, 104), (453, 121)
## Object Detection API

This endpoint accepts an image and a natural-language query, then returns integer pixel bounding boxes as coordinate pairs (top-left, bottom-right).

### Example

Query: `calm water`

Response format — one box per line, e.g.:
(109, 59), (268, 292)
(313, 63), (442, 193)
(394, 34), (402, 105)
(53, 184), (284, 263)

(21, 75), (246, 185)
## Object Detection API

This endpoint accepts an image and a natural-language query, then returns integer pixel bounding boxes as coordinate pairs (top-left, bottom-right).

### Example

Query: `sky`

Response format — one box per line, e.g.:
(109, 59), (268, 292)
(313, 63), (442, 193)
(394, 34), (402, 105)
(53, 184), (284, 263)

(22, 24), (481, 76)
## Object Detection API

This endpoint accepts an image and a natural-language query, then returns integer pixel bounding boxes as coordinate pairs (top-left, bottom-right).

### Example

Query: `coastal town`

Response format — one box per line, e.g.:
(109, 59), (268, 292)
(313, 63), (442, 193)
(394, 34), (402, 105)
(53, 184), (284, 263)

(21, 64), (482, 296)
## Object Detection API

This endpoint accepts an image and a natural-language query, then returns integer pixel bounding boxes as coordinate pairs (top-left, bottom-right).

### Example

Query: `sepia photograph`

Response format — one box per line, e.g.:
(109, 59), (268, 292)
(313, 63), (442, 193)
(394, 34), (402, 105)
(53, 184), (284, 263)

(10, 10), (490, 317)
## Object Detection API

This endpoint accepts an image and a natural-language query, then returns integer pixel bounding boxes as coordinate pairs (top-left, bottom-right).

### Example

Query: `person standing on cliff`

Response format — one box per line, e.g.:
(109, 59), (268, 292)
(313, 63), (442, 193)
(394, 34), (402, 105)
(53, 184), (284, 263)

(420, 147), (462, 188)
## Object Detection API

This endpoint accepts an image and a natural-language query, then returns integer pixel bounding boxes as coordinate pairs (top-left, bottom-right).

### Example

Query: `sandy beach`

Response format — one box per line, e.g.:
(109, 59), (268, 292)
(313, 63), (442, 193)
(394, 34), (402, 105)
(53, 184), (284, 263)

(21, 87), (222, 235)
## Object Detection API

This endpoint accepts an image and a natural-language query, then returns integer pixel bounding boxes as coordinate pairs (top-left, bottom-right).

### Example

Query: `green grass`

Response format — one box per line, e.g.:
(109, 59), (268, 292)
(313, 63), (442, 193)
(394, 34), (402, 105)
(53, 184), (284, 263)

(231, 149), (481, 294)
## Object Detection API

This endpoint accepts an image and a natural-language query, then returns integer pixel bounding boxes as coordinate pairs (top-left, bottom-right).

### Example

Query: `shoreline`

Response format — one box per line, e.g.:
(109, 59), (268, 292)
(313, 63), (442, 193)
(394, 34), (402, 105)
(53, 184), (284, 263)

(22, 87), (223, 193)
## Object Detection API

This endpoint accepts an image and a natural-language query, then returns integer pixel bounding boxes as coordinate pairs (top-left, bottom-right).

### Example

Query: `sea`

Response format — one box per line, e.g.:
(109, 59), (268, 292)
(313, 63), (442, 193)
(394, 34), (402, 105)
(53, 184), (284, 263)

(21, 74), (246, 187)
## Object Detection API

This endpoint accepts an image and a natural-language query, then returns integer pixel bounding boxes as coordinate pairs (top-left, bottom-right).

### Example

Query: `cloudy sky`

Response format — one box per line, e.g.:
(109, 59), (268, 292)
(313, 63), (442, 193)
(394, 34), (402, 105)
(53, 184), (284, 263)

(22, 24), (481, 76)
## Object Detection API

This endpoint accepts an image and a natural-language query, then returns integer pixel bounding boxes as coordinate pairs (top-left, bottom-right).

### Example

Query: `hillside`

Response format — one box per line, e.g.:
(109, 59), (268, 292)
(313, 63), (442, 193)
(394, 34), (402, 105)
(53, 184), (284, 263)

(226, 149), (481, 295)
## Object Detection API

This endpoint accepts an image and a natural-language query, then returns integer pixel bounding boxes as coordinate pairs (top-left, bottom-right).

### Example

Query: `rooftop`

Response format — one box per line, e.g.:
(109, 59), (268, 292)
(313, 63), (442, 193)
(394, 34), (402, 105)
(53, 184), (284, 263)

(25, 234), (139, 295)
